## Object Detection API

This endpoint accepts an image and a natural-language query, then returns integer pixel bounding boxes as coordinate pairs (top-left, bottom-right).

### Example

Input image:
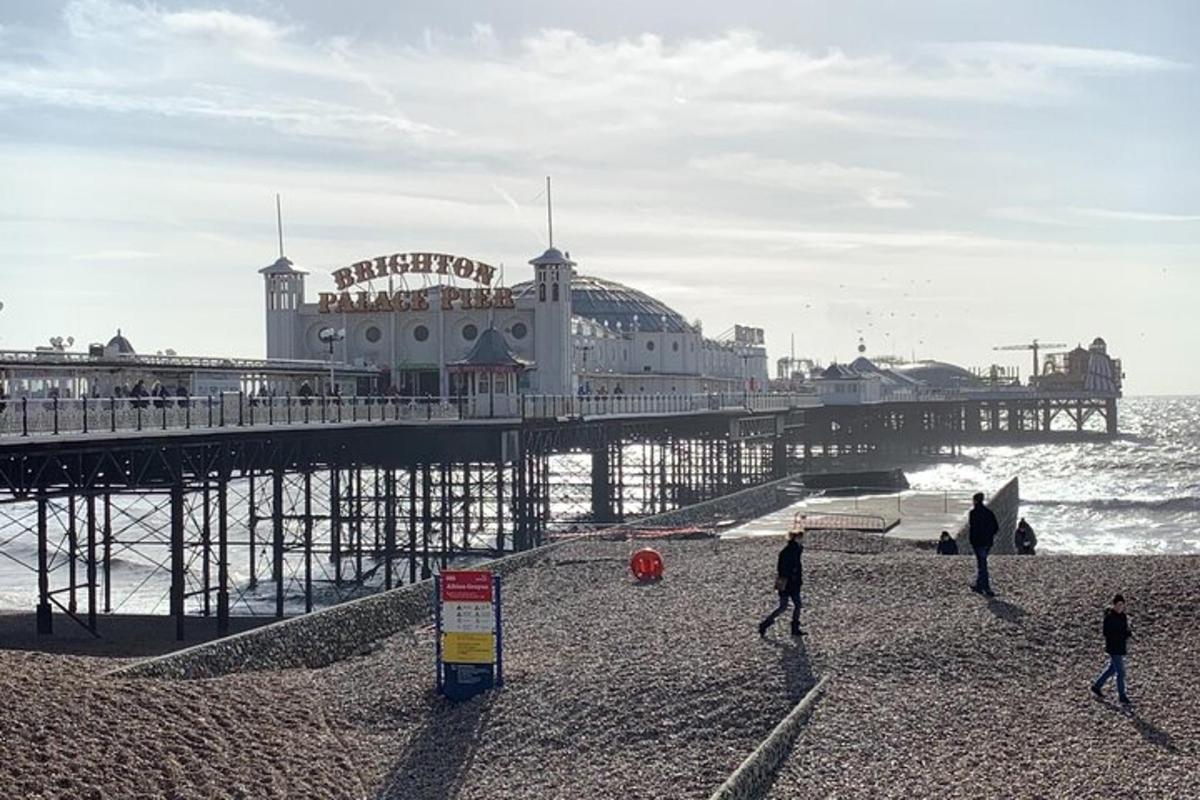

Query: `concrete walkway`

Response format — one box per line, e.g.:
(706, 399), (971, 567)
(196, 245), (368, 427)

(723, 490), (974, 544)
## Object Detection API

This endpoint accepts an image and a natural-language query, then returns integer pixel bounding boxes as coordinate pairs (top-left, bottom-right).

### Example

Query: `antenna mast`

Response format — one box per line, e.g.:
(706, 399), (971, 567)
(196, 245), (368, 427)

(276, 193), (284, 259)
(546, 176), (553, 248)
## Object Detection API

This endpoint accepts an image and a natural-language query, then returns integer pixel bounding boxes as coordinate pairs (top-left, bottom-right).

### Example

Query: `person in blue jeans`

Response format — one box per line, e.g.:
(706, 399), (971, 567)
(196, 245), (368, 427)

(1092, 593), (1133, 704)
(968, 492), (999, 597)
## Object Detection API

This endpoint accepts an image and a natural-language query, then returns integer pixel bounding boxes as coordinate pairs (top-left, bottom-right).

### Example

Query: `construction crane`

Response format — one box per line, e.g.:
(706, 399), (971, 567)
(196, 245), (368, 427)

(993, 339), (1068, 379)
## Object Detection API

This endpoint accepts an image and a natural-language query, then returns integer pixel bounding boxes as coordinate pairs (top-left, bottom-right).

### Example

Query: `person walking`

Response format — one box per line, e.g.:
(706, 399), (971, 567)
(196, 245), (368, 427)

(936, 530), (959, 555)
(968, 492), (999, 597)
(1014, 518), (1038, 555)
(1091, 594), (1133, 704)
(758, 527), (805, 637)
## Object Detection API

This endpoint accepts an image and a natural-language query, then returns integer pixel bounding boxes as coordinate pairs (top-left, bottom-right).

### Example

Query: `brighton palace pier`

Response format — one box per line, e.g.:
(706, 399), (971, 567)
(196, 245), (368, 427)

(0, 240), (1124, 637)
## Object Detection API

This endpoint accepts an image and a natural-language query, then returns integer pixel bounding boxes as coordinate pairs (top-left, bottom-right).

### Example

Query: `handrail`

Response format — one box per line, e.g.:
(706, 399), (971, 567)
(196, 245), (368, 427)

(0, 391), (823, 440)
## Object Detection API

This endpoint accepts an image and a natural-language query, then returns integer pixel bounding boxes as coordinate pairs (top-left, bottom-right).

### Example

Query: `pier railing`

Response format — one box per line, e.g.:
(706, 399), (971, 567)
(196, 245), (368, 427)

(519, 391), (819, 419)
(0, 391), (820, 439)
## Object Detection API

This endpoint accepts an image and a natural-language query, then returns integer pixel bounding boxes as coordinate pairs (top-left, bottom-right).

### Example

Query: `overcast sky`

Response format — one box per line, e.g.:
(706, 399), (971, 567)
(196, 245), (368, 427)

(1, 0), (1197, 393)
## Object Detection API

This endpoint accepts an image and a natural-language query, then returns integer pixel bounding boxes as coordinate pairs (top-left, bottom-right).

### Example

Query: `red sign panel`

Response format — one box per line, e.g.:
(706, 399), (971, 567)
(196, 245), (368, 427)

(441, 570), (493, 602)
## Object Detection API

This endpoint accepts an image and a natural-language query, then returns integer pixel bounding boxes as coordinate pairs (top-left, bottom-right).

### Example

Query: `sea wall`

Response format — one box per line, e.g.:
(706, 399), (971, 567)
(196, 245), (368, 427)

(954, 477), (1020, 554)
(113, 473), (805, 680)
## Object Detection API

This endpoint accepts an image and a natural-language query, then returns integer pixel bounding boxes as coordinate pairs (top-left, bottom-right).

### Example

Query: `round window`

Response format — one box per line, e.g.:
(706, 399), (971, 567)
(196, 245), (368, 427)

(511, 322), (528, 340)
(462, 324), (478, 341)
(413, 325), (429, 342)
(646, 341), (655, 351)
(365, 326), (382, 344)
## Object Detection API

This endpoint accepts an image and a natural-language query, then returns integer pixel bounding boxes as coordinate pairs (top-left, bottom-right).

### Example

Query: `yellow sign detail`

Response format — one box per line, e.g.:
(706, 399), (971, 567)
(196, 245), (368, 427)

(443, 632), (495, 664)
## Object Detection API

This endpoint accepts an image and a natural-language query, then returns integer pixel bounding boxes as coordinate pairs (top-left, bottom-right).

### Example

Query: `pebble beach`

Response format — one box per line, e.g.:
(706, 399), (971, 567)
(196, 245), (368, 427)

(2, 537), (1198, 799)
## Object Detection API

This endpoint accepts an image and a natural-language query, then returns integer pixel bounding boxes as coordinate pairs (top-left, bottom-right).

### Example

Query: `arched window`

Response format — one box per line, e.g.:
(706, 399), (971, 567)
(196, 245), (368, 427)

(539, 283), (546, 302)
(552, 283), (559, 301)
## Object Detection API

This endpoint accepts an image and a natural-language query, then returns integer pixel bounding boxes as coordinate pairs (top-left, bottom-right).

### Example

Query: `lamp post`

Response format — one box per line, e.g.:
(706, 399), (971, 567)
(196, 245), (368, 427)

(317, 327), (346, 395)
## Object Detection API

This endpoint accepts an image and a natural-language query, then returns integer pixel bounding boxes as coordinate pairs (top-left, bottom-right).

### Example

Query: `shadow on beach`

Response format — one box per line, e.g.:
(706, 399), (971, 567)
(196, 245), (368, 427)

(1102, 702), (1180, 754)
(0, 611), (273, 658)
(377, 690), (492, 800)
(764, 630), (816, 702)
(985, 597), (1027, 625)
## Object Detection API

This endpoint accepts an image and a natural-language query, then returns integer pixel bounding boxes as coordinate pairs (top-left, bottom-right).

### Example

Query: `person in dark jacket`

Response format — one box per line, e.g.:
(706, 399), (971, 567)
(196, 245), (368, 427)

(1091, 594), (1133, 704)
(936, 530), (958, 555)
(1014, 518), (1037, 555)
(968, 492), (999, 597)
(758, 528), (805, 637)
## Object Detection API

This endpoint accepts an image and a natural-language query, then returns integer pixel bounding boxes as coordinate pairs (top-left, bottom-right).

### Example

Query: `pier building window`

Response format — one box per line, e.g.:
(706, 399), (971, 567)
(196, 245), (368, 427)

(552, 283), (560, 301)
(672, 341), (679, 352)
(413, 325), (430, 342)
(462, 324), (478, 341)
(365, 326), (382, 344)
(539, 284), (546, 302)
(511, 322), (528, 340)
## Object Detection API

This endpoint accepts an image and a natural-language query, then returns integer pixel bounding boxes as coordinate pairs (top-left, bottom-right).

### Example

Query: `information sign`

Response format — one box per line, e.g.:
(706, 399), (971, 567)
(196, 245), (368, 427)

(435, 570), (503, 701)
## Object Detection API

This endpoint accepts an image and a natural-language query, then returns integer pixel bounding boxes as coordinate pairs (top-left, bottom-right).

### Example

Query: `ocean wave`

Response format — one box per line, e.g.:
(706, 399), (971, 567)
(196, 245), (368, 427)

(1025, 496), (1200, 513)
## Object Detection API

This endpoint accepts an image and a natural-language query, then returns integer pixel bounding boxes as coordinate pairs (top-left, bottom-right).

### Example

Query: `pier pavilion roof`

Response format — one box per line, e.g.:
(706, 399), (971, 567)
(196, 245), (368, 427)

(514, 273), (695, 333)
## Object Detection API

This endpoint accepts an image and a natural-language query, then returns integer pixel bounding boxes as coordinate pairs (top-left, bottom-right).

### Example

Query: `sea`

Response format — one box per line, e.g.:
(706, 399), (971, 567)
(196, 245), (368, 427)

(0, 396), (1195, 614)
(907, 396), (1200, 554)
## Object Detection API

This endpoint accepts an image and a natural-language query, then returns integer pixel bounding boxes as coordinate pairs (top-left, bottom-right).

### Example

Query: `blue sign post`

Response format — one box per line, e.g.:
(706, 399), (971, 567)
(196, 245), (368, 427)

(435, 570), (503, 701)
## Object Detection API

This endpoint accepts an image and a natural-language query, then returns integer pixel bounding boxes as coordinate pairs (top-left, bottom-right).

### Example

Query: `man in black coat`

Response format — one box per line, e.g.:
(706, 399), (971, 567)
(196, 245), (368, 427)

(1091, 594), (1133, 704)
(968, 492), (999, 597)
(758, 528), (805, 637)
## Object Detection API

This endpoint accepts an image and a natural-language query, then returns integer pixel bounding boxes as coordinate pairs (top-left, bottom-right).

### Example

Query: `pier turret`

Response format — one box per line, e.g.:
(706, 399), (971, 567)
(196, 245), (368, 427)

(529, 246), (575, 395)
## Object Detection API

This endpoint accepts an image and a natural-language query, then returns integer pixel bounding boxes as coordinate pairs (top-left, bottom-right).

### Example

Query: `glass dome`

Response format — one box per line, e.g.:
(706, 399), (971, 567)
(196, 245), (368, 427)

(513, 274), (694, 333)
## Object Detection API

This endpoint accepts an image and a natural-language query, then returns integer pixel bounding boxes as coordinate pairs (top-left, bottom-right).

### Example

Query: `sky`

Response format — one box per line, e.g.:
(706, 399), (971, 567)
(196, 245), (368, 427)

(0, 0), (1197, 394)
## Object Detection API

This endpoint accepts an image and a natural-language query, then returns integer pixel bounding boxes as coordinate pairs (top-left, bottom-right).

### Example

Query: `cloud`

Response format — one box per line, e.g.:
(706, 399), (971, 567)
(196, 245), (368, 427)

(929, 41), (1188, 73)
(689, 154), (917, 209)
(1067, 207), (1200, 223)
(992, 206), (1200, 225)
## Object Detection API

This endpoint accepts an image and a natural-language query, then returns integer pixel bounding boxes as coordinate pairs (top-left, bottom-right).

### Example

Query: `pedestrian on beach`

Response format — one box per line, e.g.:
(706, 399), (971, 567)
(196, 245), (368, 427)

(1015, 518), (1037, 555)
(1091, 593), (1133, 704)
(968, 492), (999, 597)
(758, 526), (805, 637)
(936, 530), (958, 555)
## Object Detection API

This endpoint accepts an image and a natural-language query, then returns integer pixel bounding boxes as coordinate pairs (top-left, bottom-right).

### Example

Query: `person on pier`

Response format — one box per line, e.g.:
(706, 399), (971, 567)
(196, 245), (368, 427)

(968, 492), (999, 597)
(758, 525), (805, 637)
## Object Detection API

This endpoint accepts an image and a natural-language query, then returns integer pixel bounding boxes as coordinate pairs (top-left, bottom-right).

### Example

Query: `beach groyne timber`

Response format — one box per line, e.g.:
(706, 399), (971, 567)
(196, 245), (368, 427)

(954, 477), (1020, 554)
(112, 473), (807, 680)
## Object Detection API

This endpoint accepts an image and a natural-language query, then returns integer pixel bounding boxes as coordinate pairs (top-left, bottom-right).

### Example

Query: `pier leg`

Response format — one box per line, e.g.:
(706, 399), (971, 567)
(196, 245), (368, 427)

(103, 493), (112, 614)
(86, 495), (97, 633)
(272, 467), (284, 618)
(330, 468), (342, 585)
(495, 460), (506, 552)
(248, 473), (258, 590)
(217, 473), (229, 634)
(590, 446), (614, 523)
(408, 468), (418, 582)
(421, 463), (432, 578)
(304, 470), (313, 613)
(36, 494), (52, 635)
(67, 495), (77, 614)
(201, 482), (211, 616)
(384, 469), (396, 590)
(170, 479), (185, 641)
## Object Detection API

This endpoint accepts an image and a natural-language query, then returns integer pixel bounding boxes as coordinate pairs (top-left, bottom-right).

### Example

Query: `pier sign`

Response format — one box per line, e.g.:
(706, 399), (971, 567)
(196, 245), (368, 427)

(435, 570), (504, 701)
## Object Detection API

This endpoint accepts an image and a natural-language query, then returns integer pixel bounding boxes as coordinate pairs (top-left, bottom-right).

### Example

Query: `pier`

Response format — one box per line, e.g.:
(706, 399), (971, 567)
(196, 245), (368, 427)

(0, 386), (1119, 639)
